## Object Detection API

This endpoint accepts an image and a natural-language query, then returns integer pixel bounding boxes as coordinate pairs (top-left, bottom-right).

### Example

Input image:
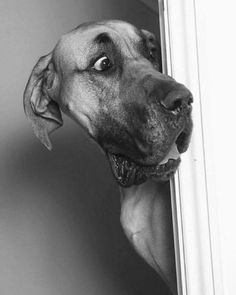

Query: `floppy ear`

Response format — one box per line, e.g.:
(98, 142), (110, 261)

(23, 53), (63, 150)
(141, 29), (162, 70)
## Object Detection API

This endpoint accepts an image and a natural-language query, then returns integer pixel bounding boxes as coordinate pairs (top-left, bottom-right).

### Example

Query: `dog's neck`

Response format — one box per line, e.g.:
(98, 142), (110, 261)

(120, 180), (177, 295)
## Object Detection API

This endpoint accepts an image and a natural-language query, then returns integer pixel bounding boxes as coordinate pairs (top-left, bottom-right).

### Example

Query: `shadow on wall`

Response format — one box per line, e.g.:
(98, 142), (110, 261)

(2, 120), (171, 295)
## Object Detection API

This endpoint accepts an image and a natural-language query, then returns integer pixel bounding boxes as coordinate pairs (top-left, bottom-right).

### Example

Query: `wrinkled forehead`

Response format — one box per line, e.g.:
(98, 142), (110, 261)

(53, 21), (142, 70)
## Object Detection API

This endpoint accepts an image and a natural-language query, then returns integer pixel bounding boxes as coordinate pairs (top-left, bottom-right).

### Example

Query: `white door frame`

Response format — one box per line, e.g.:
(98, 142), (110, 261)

(158, 1), (223, 294)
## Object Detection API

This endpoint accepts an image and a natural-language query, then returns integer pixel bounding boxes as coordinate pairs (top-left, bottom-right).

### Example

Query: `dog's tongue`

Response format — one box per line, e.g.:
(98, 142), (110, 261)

(159, 143), (179, 165)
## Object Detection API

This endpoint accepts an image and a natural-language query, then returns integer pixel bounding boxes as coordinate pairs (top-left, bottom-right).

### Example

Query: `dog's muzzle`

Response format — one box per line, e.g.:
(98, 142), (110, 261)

(103, 88), (193, 187)
(95, 62), (193, 187)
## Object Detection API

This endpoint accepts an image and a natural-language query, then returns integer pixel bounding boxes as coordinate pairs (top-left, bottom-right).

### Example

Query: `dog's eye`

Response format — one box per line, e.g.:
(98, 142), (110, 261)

(93, 56), (112, 71)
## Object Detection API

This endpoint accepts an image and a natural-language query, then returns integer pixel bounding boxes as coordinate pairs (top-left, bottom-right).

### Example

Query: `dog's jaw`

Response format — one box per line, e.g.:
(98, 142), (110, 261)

(107, 143), (181, 187)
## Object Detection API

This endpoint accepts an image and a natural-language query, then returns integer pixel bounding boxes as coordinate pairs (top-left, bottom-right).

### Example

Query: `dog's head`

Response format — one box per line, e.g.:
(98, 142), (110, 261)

(24, 20), (193, 187)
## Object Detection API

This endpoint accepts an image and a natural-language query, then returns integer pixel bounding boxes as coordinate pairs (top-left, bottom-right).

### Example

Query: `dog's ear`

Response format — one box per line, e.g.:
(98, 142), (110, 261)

(141, 29), (162, 70)
(23, 53), (63, 150)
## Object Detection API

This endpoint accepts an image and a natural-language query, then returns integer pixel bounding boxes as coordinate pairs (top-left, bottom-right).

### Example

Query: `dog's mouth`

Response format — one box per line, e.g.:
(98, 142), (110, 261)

(106, 127), (192, 187)
(107, 141), (182, 188)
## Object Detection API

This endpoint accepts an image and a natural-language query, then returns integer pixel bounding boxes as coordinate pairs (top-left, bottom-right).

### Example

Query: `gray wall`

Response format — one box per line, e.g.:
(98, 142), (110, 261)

(0, 0), (170, 294)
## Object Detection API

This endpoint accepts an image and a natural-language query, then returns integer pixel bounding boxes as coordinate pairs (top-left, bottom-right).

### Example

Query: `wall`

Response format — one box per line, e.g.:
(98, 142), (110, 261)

(0, 1), (171, 295)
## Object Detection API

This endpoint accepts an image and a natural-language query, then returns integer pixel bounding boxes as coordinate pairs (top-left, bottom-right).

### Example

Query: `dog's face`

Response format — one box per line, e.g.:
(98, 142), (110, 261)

(24, 20), (193, 187)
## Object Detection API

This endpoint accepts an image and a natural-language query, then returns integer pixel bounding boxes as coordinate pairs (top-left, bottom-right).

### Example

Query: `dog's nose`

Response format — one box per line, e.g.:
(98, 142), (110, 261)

(160, 88), (193, 112)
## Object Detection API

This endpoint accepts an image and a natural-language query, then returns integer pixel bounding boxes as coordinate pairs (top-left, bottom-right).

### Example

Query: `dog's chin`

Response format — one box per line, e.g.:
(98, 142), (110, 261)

(107, 143), (181, 188)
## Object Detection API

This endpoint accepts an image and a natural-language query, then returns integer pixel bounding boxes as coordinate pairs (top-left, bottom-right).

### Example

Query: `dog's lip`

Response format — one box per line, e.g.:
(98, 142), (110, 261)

(175, 126), (193, 154)
(105, 126), (193, 187)
(159, 143), (180, 165)
(107, 144), (181, 187)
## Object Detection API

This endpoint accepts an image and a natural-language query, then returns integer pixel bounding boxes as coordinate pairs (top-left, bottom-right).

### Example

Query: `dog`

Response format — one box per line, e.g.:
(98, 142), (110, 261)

(24, 20), (193, 295)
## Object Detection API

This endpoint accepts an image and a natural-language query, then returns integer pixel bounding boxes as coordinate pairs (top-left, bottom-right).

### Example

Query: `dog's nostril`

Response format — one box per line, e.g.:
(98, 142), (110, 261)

(160, 97), (182, 112)
(170, 99), (182, 111)
(160, 90), (193, 113)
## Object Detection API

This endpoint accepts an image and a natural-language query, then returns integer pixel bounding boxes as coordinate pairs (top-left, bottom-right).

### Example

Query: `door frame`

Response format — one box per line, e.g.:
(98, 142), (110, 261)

(158, 1), (222, 294)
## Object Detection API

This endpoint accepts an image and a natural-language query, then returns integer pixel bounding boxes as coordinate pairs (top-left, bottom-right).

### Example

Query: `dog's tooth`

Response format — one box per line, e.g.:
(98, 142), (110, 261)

(159, 143), (179, 165)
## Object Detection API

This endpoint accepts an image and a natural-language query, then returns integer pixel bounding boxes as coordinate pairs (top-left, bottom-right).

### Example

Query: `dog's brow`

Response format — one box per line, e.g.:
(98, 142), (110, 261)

(93, 33), (112, 45)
